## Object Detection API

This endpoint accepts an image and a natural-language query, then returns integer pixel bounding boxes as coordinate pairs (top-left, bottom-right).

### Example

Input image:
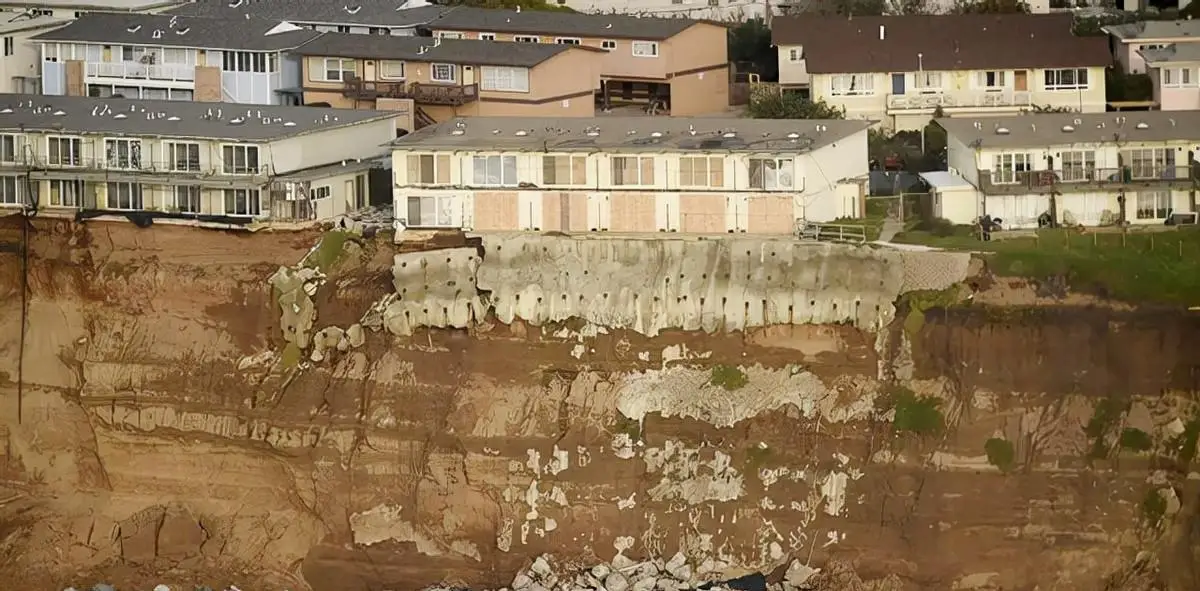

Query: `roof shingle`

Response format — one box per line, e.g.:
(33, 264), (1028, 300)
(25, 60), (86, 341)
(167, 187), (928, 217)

(165, 0), (450, 28)
(427, 6), (701, 41)
(1104, 19), (1200, 41)
(293, 32), (595, 67)
(30, 12), (321, 51)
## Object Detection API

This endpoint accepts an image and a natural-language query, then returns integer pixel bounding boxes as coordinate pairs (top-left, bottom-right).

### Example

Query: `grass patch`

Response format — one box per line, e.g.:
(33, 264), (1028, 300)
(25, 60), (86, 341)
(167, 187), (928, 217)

(709, 365), (749, 391)
(1084, 397), (1130, 459)
(881, 386), (944, 436)
(902, 285), (965, 341)
(280, 342), (302, 369)
(613, 414), (641, 441)
(305, 230), (352, 273)
(1119, 427), (1153, 452)
(1141, 488), (1167, 526)
(984, 437), (1016, 473)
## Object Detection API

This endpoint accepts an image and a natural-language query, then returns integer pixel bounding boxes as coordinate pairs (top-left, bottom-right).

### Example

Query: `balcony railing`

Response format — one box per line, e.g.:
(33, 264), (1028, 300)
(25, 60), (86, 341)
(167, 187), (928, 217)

(85, 61), (195, 82)
(978, 165), (1200, 194)
(887, 91), (1033, 111)
(5, 155), (270, 177)
(343, 77), (479, 106)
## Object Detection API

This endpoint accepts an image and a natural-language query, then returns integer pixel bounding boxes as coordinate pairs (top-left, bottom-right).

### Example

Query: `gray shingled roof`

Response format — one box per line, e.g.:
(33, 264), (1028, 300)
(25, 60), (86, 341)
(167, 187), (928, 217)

(1104, 19), (1200, 41)
(936, 111), (1200, 149)
(293, 33), (591, 67)
(0, 94), (395, 141)
(166, 0), (450, 29)
(427, 6), (701, 41)
(391, 116), (871, 153)
(29, 12), (321, 51)
(1141, 43), (1200, 64)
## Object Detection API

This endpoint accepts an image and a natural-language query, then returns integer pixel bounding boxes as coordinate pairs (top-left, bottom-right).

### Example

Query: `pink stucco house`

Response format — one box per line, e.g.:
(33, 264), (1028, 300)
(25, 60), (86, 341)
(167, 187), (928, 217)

(1141, 44), (1200, 111)
(1104, 19), (1200, 74)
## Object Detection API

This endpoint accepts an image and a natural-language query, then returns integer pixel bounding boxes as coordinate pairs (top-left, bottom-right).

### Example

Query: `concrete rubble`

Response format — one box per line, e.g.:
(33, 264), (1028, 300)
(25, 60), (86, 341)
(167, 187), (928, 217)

(332, 204), (394, 236)
(269, 265), (325, 349)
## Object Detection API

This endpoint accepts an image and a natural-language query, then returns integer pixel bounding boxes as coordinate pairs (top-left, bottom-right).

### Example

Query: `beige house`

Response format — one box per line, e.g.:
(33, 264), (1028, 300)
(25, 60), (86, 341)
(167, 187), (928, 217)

(0, 94), (397, 226)
(0, 15), (69, 94)
(390, 116), (872, 235)
(424, 6), (730, 116)
(295, 33), (603, 128)
(1104, 20), (1200, 75)
(1141, 44), (1200, 112)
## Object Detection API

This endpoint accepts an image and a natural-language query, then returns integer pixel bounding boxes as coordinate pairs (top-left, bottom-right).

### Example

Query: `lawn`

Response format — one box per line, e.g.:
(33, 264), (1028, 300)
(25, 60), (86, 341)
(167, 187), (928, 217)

(893, 225), (1200, 306)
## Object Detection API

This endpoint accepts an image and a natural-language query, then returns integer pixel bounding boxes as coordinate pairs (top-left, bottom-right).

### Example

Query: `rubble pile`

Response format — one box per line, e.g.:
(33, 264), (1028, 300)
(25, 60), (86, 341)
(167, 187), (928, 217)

(333, 205), (394, 234)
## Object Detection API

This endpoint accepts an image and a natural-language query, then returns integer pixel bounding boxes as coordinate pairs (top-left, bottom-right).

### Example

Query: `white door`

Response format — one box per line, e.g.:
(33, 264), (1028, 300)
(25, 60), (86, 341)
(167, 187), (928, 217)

(587, 192), (610, 231)
(518, 191), (543, 231)
(655, 193), (680, 232)
(725, 195), (749, 233)
(462, 65), (475, 86)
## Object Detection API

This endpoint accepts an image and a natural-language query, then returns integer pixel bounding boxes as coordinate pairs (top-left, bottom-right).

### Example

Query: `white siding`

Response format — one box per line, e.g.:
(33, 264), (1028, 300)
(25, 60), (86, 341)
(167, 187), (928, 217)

(269, 117), (398, 174)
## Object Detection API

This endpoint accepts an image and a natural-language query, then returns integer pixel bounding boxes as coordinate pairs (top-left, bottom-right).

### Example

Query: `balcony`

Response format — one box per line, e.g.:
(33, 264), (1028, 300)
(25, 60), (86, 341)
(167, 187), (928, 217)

(85, 61), (195, 82)
(887, 91), (1032, 112)
(9, 155), (271, 185)
(978, 165), (1200, 195)
(343, 77), (478, 106)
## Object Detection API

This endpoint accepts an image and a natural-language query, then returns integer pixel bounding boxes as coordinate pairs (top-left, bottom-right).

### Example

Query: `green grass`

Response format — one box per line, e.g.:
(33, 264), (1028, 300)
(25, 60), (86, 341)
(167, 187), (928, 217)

(280, 342), (302, 369)
(984, 437), (1016, 472)
(1084, 397), (1130, 459)
(1141, 488), (1167, 526)
(902, 285), (965, 341)
(893, 226), (1200, 306)
(745, 445), (772, 470)
(1119, 427), (1153, 452)
(305, 230), (352, 273)
(709, 365), (749, 391)
(881, 386), (944, 436)
(613, 415), (641, 441)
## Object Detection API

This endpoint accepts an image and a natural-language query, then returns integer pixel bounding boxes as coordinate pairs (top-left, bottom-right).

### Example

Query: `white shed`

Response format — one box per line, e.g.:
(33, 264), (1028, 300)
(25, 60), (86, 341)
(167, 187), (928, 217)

(920, 171), (981, 225)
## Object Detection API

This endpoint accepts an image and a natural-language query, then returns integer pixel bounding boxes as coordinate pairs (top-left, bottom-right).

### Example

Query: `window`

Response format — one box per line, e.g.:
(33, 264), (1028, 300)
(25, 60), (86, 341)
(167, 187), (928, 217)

(992, 153), (1032, 184)
(406, 154), (451, 184)
(678, 156), (725, 188)
(4, 37), (13, 57)
(106, 182), (143, 210)
(481, 66), (529, 92)
(0, 134), (17, 162)
(748, 158), (794, 190)
(472, 155), (518, 186)
(1122, 148), (1175, 179)
(976, 71), (1006, 90)
(431, 63), (456, 83)
(370, 27), (389, 35)
(312, 185), (332, 200)
(47, 136), (82, 166)
(104, 138), (143, 169)
(514, 35), (540, 43)
(556, 38), (581, 45)
(166, 141), (200, 172)
(1044, 68), (1088, 90)
(0, 175), (21, 206)
(1163, 67), (1196, 88)
(787, 48), (801, 62)
(223, 51), (270, 73)
(611, 156), (655, 186)
(48, 180), (83, 207)
(632, 41), (659, 57)
(830, 74), (874, 96)
(479, 33), (496, 41)
(380, 60), (406, 80)
(542, 155), (586, 186)
(1059, 150), (1095, 182)
(1135, 191), (1171, 220)
(438, 32), (463, 39)
(913, 71), (942, 92)
(406, 195), (459, 228)
(222, 144), (260, 174)
(173, 185), (201, 213)
(322, 57), (356, 82)
(336, 26), (351, 33)
(601, 40), (616, 51)
(223, 189), (261, 217)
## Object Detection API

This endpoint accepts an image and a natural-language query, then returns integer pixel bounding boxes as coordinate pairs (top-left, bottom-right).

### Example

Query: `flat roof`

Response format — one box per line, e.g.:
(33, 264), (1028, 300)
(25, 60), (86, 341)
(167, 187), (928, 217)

(166, 0), (449, 29)
(936, 111), (1200, 149)
(30, 11), (321, 51)
(293, 33), (597, 67)
(427, 6), (703, 41)
(1141, 43), (1200, 64)
(392, 116), (871, 153)
(1103, 20), (1200, 41)
(919, 171), (973, 190)
(0, 94), (396, 141)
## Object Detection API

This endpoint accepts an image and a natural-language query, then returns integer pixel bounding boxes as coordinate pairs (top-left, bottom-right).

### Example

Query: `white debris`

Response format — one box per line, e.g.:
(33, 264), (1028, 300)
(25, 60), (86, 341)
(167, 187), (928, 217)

(784, 559), (819, 588)
(617, 493), (637, 510)
(612, 433), (637, 459)
(605, 572), (630, 591)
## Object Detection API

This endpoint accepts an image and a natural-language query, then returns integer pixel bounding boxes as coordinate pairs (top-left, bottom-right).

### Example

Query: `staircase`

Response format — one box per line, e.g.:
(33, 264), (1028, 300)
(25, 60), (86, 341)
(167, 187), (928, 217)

(414, 107), (436, 129)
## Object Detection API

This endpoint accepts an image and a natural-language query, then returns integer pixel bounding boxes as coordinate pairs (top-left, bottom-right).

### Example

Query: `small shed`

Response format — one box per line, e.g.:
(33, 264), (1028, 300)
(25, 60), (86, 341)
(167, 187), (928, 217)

(919, 171), (981, 225)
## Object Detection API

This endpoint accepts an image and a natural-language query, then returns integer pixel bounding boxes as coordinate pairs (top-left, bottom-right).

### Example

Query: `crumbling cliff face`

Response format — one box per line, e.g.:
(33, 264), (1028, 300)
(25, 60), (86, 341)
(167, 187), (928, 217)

(0, 218), (1195, 591)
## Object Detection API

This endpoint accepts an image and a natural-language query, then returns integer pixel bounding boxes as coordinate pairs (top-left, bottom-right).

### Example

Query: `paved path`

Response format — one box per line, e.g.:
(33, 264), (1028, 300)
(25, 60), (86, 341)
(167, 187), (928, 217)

(877, 217), (903, 243)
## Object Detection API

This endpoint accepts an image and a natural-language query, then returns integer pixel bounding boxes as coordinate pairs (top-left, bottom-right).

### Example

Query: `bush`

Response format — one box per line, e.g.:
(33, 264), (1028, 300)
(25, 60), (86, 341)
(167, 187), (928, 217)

(916, 217), (956, 237)
(747, 94), (845, 119)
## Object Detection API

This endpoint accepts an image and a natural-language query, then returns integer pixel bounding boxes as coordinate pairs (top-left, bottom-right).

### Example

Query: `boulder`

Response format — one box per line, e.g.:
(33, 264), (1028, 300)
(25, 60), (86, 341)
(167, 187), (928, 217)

(605, 572), (630, 591)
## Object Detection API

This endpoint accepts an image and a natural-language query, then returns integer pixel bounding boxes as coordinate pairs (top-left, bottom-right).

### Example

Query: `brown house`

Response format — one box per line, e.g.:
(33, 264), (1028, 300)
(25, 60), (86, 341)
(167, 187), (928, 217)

(295, 33), (603, 127)
(424, 6), (730, 116)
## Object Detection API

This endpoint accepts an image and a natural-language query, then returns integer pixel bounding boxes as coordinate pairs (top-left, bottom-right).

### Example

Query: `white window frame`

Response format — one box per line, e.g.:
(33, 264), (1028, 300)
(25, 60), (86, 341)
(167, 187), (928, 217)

(748, 157), (794, 190)
(610, 156), (656, 186)
(321, 57), (356, 82)
(632, 41), (659, 58)
(4, 37), (13, 58)
(977, 70), (1007, 90)
(0, 175), (21, 206)
(472, 154), (518, 187)
(104, 137), (143, 170)
(555, 37), (581, 45)
(991, 153), (1032, 184)
(913, 71), (942, 93)
(1122, 147), (1175, 179)
(405, 194), (461, 228)
(478, 33), (496, 41)
(1043, 68), (1088, 91)
(514, 35), (540, 43)
(106, 181), (143, 210)
(313, 185), (332, 200)
(48, 179), (83, 207)
(541, 154), (587, 186)
(165, 141), (200, 172)
(223, 188), (262, 217)
(431, 63), (456, 83)
(1059, 150), (1096, 182)
(172, 185), (201, 213)
(1135, 191), (1171, 220)
(438, 32), (463, 39)
(379, 60), (406, 80)
(0, 133), (18, 163)
(47, 135), (83, 167)
(830, 74), (874, 96)
(678, 156), (725, 188)
(1163, 67), (1196, 88)
(601, 40), (616, 51)
(480, 66), (529, 93)
(221, 144), (260, 175)
(787, 48), (801, 62)
(407, 153), (450, 185)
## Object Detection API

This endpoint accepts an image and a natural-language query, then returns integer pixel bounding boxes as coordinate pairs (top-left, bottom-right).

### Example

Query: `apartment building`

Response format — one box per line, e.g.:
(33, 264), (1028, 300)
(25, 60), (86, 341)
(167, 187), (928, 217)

(294, 33), (603, 126)
(562, 0), (767, 21)
(935, 111), (1200, 228)
(0, 94), (398, 225)
(1104, 19), (1200, 75)
(0, 15), (69, 94)
(390, 116), (871, 234)
(773, 14), (1111, 131)
(32, 12), (320, 104)
(0, 0), (179, 21)
(424, 7), (730, 116)
(165, 0), (448, 36)
(1142, 44), (1200, 111)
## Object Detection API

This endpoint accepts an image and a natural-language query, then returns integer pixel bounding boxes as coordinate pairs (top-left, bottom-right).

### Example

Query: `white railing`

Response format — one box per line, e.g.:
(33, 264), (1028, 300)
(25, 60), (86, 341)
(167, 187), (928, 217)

(86, 61), (195, 82)
(886, 91), (1033, 111)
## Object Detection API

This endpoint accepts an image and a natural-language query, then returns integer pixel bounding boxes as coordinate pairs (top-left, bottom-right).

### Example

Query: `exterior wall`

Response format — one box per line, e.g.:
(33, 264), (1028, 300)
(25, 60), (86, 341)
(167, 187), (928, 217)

(981, 190), (1193, 229)
(1, 24), (61, 93)
(932, 186), (980, 225)
(777, 44), (808, 87)
(560, 0), (765, 20)
(1119, 39), (1200, 74)
(944, 133), (979, 186)
(669, 63), (729, 116)
(268, 117), (397, 174)
(1149, 63), (1200, 111)
(795, 128), (870, 222)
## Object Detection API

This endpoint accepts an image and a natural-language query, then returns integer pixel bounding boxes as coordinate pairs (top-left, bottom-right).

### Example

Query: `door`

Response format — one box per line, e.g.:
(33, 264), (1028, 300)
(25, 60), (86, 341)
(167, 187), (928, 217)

(586, 193), (610, 231)
(725, 195), (749, 233)
(518, 191), (542, 231)
(655, 193), (680, 232)
(462, 65), (475, 86)
(364, 60), (377, 81)
(345, 180), (355, 212)
(891, 73), (905, 95)
(1014, 71), (1028, 92)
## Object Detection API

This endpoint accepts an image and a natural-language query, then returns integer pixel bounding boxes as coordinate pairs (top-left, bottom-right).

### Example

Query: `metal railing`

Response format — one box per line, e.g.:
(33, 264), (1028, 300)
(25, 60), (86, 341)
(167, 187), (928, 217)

(978, 165), (1200, 194)
(85, 61), (195, 82)
(795, 220), (868, 244)
(4, 155), (271, 176)
(343, 78), (479, 106)
(886, 91), (1033, 111)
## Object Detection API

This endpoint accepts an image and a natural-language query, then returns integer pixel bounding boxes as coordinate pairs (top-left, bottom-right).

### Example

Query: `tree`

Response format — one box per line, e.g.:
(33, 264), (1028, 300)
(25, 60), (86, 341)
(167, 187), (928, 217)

(443, 0), (573, 12)
(747, 93), (846, 119)
(728, 19), (778, 82)
(951, 0), (1030, 13)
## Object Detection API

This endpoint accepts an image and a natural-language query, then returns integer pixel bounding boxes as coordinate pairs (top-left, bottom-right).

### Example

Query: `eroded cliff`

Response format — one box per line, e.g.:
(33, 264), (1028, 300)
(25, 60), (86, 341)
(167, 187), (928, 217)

(0, 217), (1196, 591)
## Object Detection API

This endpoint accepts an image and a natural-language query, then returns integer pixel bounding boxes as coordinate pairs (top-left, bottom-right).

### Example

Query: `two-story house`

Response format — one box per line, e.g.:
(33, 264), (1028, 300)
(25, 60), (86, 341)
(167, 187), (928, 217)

(772, 14), (1111, 131)
(423, 7), (730, 116)
(165, 0), (449, 37)
(389, 116), (871, 234)
(1141, 44), (1200, 111)
(32, 12), (321, 104)
(0, 94), (398, 225)
(293, 33), (603, 126)
(936, 111), (1200, 229)
(0, 15), (69, 94)
(1103, 19), (1200, 75)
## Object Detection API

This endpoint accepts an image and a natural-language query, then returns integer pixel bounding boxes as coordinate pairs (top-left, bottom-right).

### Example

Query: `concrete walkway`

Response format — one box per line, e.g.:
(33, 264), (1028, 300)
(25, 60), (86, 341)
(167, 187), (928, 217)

(878, 218), (904, 243)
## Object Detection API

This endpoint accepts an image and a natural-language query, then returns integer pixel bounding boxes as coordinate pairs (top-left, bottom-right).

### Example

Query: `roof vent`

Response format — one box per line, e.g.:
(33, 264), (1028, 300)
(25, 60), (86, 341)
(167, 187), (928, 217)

(53, 110), (66, 116)
(722, 131), (736, 138)
(650, 131), (663, 138)
(995, 127), (1010, 135)
(585, 129), (600, 137)
(515, 130), (528, 136)
(1073, 118), (1082, 125)
(167, 116), (180, 121)
(0, 108), (10, 114)
(113, 113), (127, 119)
(283, 121), (296, 127)
(451, 129), (465, 135)
(1062, 125), (1074, 132)
(786, 132), (800, 139)
(1136, 122), (1149, 129)
(492, 129), (500, 134)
